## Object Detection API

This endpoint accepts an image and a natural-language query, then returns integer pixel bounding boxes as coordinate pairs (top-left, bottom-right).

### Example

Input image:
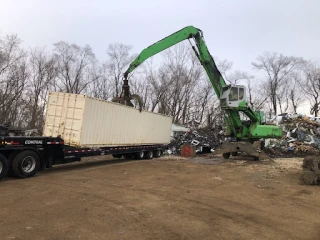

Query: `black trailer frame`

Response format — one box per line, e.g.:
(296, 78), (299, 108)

(0, 136), (167, 180)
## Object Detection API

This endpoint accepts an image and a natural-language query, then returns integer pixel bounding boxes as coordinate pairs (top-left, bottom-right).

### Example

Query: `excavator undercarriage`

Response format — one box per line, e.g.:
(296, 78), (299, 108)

(212, 141), (270, 160)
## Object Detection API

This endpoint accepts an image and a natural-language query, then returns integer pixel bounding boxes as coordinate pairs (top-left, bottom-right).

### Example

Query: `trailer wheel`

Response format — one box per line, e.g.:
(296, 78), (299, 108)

(124, 154), (133, 159)
(112, 154), (122, 159)
(231, 152), (238, 156)
(134, 151), (144, 160)
(154, 150), (161, 158)
(0, 153), (8, 180)
(145, 151), (153, 159)
(222, 152), (230, 159)
(253, 156), (260, 161)
(7, 151), (20, 177)
(12, 150), (40, 179)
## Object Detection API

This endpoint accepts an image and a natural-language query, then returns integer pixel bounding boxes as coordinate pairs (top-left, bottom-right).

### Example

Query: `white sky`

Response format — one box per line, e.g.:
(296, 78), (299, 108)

(1, 0), (320, 74)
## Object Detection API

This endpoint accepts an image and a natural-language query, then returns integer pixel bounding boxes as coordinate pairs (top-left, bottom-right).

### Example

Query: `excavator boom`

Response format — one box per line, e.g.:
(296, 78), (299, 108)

(124, 26), (225, 98)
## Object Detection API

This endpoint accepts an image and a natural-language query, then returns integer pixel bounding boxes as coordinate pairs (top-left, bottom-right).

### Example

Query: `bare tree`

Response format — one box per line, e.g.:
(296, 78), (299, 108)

(53, 41), (99, 94)
(141, 59), (173, 113)
(206, 97), (223, 129)
(299, 61), (320, 116)
(283, 73), (305, 113)
(25, 47), (56, 129)
(289, 79), (304, 113)
(156, 43), (203, 124)
(0, 34), (25, 81)
(246, 78), (269, 111)
(193, 80), (215, 124)
(88, 63), (112, 100)
(0, 34), (27, 126)
(216, 57), (252, 84)
(104, 43), (136, 97)
(252, 51), (303, 116)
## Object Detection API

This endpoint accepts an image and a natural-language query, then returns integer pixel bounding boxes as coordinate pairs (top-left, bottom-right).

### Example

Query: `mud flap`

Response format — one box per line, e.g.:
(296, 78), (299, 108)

(212, 141), (270, 160)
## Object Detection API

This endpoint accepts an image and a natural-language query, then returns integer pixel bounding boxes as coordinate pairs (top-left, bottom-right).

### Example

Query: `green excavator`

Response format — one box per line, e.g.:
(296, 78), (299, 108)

(112, 26), (282, 159)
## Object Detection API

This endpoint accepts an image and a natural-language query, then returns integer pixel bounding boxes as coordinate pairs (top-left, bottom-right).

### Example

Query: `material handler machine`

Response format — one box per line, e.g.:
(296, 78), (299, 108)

(114, 25), (282, 159)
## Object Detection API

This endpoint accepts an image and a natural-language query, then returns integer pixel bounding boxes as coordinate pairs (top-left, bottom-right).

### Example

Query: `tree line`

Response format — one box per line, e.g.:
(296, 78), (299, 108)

(1, 33), (320, 131)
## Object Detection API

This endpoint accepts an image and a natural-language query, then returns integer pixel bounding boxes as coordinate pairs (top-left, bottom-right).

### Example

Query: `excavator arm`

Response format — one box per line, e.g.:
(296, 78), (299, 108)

(124, 26), (225, 98)
(124, 27), (198, 77)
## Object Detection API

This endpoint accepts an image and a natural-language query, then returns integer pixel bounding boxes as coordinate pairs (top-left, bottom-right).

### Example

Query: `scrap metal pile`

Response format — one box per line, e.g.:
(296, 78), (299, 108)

(168, 114), (320, 157)
(168, 128), (224, 154)
(265, 114), (320, 156)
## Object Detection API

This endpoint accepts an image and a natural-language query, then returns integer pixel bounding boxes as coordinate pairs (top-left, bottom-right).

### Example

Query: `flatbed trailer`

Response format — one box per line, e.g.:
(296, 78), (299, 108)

(0, 136), (166, 180)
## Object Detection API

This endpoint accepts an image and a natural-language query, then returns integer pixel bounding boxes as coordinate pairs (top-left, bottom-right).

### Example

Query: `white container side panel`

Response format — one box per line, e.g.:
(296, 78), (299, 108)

(80, 96), (172, 147)
(43, 92), (86, 145)
(43, 92), (173, 147)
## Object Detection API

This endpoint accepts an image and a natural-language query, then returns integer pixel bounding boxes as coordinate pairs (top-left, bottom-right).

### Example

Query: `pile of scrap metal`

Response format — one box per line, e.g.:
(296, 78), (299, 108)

(300, 156), (320, 185)
(167, 127), (224, 155)
(264, 114), (320, 156)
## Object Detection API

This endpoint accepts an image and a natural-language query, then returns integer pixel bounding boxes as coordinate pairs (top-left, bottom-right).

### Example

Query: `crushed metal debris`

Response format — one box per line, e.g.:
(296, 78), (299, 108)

(265, 114), (320, 156)
(168, 128), (224, 154)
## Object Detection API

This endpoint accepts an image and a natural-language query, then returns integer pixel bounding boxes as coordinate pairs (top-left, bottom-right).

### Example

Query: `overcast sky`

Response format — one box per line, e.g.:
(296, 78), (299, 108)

(1, 0), (320, 73)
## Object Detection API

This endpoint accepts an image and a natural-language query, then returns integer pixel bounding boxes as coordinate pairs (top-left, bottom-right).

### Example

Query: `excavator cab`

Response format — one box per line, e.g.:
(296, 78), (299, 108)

(220, 85), (247, 108)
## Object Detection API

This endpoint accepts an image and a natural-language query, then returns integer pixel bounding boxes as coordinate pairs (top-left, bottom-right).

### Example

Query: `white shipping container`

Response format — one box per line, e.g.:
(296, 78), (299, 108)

(43, 92), (173, 147)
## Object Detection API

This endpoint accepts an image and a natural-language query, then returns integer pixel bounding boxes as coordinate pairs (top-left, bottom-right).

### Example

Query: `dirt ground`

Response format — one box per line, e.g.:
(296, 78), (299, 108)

(1, 155), (320, 240)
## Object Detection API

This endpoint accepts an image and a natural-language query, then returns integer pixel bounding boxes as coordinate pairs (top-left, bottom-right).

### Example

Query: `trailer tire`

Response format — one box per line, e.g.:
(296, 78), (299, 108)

(154, 150), (161, 158)
(145, 151), (153, 159)
(222, 152), (230, 159)
(0, 153), (8, 180)
(231, 152), (238, 156)
(124, 154), (133, 159)
(112, 154), (122, 159)
(8, 151), (23, 177)
(253, 156), (260, 161)
(134, 151), (144, 160)
(12, 150), (40, 179)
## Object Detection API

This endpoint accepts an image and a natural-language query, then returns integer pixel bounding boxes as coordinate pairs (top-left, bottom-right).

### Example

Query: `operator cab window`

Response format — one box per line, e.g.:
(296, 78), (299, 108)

(221, 86), (228, 95)
(239, 88), (244, 100)
(229, 87), (238, 101)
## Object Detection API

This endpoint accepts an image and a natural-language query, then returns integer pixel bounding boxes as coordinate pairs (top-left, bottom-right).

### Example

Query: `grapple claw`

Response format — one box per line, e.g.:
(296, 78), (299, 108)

(111, 78), (143, 112)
